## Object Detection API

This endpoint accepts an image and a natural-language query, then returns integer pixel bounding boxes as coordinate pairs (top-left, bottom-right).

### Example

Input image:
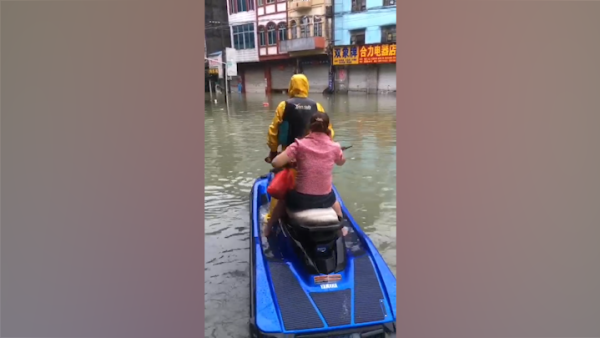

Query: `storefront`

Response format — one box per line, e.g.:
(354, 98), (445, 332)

(348, 65), (369, 93)
(270, 62), (296, 92)
(205, 67), (220, 93)
(244, 66), (266, 94)
(300, 58), (330, 94)
(332, 43), (397, 93)
(377, 63), (396, 92)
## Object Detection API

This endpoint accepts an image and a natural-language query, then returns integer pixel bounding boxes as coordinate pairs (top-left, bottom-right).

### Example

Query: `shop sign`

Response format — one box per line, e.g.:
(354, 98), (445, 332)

(207, 53), (223, 79)
(332, 43), (396, 65)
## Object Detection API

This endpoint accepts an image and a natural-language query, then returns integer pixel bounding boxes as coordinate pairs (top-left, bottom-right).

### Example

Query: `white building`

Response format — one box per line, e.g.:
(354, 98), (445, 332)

(256, 0), (288, 58)
(227, 0), (259, 63)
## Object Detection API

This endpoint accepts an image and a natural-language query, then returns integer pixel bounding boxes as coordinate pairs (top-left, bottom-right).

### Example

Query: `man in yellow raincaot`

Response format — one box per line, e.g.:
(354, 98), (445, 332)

(264, 74), (335, 229)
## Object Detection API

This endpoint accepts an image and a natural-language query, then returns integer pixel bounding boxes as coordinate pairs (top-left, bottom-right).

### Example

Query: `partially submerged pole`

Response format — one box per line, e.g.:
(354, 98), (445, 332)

(224, 63), (230, 111)
(223, 59), (230, 114)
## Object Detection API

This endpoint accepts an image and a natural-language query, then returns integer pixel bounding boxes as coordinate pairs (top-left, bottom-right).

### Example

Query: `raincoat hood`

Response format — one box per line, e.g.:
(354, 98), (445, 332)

(288, 74), (309, 98)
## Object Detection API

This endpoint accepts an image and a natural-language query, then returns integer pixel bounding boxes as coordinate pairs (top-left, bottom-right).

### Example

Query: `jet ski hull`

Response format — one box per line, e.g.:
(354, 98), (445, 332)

(250, 174), (396, 337)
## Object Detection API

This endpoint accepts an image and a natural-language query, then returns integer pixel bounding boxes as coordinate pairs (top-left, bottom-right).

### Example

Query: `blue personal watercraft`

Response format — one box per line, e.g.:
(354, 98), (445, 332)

(249, 172), (397, 337)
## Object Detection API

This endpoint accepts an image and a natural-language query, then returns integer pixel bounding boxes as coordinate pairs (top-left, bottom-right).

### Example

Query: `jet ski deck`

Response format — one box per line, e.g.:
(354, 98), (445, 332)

(250, 174), (396, 337)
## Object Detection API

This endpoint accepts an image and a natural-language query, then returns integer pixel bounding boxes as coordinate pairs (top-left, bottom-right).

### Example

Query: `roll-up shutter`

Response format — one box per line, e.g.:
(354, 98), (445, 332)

(271, 63), (296, 92)
(301, 64), (330, 93)
(377, 63), (396, 93)
(244, 67), (265, 94)
(348, 65), (369, 93)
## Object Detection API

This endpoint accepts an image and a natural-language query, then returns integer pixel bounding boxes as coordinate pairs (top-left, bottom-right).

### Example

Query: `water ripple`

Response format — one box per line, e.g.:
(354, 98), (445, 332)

(205, 93), (396, 337)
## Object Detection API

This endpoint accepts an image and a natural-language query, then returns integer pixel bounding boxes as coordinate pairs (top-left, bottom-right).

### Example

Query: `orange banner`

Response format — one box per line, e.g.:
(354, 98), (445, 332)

(358, 44), (396, 64)
(332, 43), (396, 65)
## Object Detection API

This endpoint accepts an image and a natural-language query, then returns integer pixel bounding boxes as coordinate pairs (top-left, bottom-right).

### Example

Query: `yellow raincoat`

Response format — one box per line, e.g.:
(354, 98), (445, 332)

(265, 74), (335, 221)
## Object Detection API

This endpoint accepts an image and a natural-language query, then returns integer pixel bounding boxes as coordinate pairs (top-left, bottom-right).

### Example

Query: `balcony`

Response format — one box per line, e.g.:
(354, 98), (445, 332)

(289, 0), (312, 10)
(280, 36), (326, 53)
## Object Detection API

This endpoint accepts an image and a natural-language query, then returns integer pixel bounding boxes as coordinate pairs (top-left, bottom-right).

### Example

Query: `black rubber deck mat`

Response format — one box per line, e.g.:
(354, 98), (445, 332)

(309, 289), (352, 327)
(353, 255), (386, 323)
(268, 261), (325, 331)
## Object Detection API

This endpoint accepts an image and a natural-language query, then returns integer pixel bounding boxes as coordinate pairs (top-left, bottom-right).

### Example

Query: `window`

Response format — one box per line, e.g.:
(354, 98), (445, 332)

(350, 29), (365, 45)
(267, 22), (277, 45)
(267, 0), (275, 3)
(381, 25), (396, 43)
(258, 26), (266, 46)
(278, 22), (287, 42)
(238, 0), (247, 12)
(300, 16), (310, 38)
(383, 0), (395, 5)
(290, 20), (298, 39)
(258, 0), (263, 5)
(230, 0), (254, 13)
(232, 24), (256, 49)
(351, 0), (366, 12)
(313, 16), (323, 37)
(237, 0), (247, 12)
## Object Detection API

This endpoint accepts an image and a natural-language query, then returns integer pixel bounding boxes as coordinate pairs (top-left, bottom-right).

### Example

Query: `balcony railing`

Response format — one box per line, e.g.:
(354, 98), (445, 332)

(280, 36), (326, 53)
(289, 23), (325, 39)
(289, 0), (312, 10)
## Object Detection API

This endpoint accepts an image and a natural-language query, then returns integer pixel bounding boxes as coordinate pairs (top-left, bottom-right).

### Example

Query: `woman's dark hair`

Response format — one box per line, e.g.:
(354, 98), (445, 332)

(308, 112), (330, 135)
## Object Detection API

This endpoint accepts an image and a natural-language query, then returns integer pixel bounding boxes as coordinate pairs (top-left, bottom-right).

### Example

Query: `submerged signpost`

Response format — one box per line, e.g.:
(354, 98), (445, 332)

(206, 55), (229, 112)
(206, 49), (237, 113)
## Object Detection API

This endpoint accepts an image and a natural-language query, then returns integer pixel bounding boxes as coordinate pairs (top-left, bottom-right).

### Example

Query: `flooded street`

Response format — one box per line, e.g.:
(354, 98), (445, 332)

(204, 93), (397, 338)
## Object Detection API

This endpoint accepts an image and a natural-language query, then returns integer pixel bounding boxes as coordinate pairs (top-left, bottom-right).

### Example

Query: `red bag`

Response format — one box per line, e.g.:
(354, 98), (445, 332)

(267, 168), (295, 200)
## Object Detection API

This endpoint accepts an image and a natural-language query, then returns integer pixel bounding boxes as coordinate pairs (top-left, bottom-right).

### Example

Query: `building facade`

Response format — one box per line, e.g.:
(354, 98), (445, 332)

(225, 0), (395, 94)
(278, 0), (334, 93)
(332, 0), (396, 93)
(225, 0), (261, 93)
(255, 0), (291, 93)
(205, 0), (231, 92)
(228, 0), (260, 63)
(225, 0), (290, 94)
(206, 0), (232, 54)
(256, 0), (288, 60)
(226, 0), (336, 94)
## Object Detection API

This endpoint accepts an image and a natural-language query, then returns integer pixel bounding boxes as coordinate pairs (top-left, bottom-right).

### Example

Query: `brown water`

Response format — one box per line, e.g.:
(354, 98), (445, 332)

(204, 93), (396, 338)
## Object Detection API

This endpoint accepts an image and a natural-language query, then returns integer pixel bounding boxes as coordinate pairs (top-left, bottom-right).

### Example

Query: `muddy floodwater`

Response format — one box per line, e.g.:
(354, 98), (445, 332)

(204, 93), (396, 338)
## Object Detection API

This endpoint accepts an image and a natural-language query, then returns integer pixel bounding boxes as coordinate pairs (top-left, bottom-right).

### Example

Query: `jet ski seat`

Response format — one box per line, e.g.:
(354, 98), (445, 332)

(286, 208), (342, 232)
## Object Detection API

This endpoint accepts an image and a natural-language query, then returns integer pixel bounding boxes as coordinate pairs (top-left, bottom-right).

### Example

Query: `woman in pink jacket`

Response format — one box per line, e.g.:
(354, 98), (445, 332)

(264, 112), (346, 237)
